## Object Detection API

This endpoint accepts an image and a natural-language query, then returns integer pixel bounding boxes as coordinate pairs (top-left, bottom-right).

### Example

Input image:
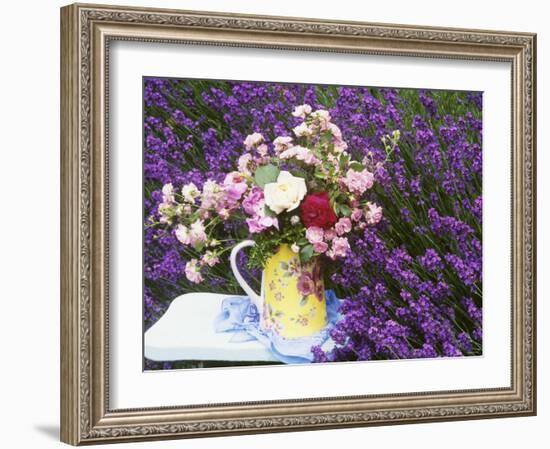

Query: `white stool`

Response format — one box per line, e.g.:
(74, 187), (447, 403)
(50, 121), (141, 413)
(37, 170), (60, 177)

(144, 292), (280, 362)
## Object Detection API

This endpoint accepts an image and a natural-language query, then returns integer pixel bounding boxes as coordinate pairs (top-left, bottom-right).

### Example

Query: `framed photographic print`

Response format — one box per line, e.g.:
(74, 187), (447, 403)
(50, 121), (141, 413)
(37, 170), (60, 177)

(60, 3), (537, 445)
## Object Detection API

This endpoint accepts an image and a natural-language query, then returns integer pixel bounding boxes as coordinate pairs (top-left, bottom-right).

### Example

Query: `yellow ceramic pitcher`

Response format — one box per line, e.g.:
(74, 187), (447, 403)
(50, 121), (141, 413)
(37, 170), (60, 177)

(230, 241), (327, 339)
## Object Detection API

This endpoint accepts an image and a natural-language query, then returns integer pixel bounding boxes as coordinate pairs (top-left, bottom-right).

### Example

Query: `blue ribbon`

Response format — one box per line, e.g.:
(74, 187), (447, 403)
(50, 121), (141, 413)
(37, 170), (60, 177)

(214, 290), (341, 364)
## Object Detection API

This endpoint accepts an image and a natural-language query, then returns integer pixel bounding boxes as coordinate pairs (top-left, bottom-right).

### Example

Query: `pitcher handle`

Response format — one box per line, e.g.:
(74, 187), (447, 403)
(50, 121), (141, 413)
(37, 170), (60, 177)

(229, 240), (262, 311)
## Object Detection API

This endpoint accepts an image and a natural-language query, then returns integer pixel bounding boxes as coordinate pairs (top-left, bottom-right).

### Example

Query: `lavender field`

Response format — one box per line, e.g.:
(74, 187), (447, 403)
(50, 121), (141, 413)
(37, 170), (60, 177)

(143, 77), (482, 369)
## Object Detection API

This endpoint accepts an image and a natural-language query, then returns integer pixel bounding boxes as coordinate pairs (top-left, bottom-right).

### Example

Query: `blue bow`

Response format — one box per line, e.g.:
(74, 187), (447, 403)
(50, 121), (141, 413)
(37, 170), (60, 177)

(214, 290), (341, 364)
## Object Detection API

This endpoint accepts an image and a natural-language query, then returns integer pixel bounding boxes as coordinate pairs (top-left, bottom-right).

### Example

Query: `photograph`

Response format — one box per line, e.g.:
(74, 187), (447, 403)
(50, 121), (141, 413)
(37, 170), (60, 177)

(143, 78), (483, 370)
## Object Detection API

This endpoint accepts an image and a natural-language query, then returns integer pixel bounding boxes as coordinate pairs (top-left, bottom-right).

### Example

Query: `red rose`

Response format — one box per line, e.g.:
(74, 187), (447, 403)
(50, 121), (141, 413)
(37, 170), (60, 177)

(300, 192), (337, 229)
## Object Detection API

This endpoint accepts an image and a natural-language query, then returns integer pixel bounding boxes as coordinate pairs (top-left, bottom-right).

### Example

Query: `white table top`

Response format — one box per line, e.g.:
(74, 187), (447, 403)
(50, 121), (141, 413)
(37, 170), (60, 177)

(145, 292), (280, 362)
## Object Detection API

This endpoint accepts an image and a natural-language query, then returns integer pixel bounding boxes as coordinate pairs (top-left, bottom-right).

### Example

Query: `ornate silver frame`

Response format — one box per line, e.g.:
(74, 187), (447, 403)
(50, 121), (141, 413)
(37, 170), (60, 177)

(60, 3), (536, 445)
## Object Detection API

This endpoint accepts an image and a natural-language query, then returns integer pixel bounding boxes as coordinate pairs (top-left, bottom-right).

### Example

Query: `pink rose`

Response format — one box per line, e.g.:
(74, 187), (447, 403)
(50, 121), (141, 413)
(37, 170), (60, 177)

(365, 202), (383, 225)
(305, 226), (324, 244)
(335, 217), (352, 236)
(313, 241), (328, 253)
(324, 229), (337, 241)
(343, 169), (374, 195)
(351, 208), (363, 222)
(327, 237), (350, 260)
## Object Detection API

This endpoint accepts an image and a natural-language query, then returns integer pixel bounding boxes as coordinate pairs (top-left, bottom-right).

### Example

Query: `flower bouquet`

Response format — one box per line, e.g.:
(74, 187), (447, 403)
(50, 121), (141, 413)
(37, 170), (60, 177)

(154, 104), (399, 339)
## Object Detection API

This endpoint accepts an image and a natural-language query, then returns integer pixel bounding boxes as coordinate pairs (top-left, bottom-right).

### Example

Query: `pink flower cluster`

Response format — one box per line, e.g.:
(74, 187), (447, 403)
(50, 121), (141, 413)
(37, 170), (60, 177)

(302, 200), (382, 260)
(159, 172), (253, 283)
(343, 168), (375, 195)
(279, 145), (321, 166)
(175, 221), (206, 248)
(305, 224), (351, 260)
(183, 249), (221, 284)
(242, 186), (279, 234)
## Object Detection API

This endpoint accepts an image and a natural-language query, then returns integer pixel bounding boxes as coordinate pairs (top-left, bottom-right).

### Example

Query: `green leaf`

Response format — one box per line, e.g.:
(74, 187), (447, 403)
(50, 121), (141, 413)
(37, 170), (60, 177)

(299, 296), (308, 307)
(349, 161), (364, 172)
(337, 204), (352, 217)
(300, 244), (314, 263)
(329, 189), (340, 204)
(254, 164), (280, 188)
(193, 241), (206, 252)
(338, 154), (350, 171)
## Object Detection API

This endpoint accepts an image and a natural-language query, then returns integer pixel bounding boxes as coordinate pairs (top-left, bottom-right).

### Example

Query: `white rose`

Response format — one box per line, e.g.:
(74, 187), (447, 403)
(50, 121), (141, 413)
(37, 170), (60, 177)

(264, 171), (307, 214)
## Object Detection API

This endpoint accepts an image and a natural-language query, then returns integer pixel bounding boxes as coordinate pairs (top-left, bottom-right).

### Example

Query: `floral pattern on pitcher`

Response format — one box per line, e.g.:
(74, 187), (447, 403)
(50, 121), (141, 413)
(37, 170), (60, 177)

(261, 244), (327, 337)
